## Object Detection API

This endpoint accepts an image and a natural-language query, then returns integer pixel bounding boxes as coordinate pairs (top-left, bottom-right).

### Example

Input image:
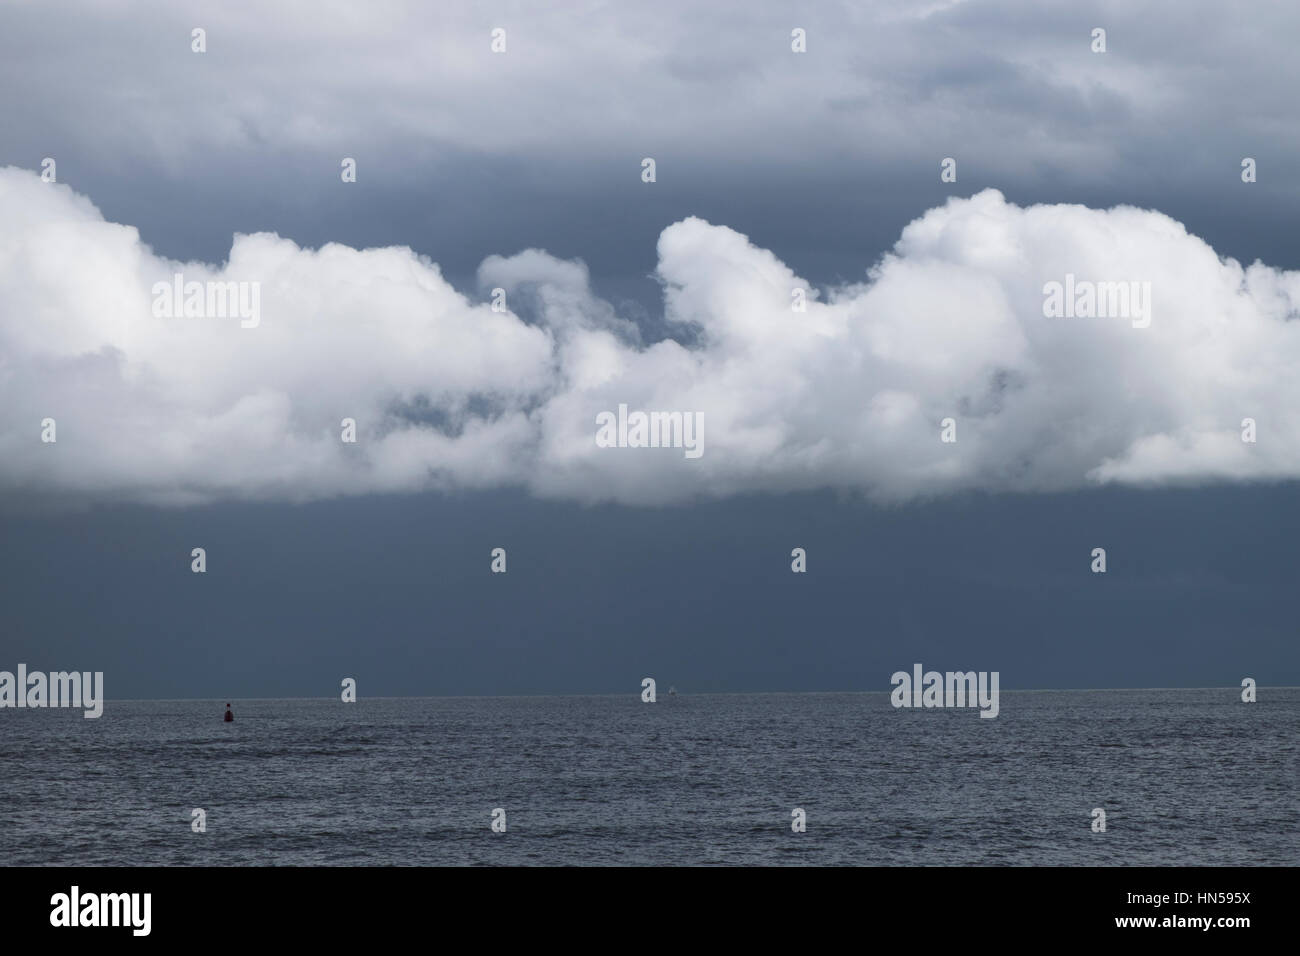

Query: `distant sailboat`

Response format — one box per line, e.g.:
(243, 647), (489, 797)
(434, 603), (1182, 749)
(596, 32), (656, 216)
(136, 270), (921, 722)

(667, 686), (678, 696)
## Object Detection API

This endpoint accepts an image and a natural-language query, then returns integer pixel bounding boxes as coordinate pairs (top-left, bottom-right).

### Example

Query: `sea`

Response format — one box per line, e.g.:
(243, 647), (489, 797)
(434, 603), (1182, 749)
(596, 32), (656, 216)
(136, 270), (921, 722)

(2, 689), (1296, 866)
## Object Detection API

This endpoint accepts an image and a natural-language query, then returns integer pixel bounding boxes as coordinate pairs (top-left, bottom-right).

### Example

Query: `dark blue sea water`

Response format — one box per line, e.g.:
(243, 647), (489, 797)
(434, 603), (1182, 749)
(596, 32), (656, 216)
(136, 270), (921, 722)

(2, 690), (1296, 866)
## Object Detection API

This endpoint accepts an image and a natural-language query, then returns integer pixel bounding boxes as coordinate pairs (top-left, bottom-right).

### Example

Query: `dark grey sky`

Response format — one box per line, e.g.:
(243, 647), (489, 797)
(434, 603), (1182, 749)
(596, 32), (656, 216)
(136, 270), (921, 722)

(2, 1), (1298, 695)
(2, 484), (1296, 697)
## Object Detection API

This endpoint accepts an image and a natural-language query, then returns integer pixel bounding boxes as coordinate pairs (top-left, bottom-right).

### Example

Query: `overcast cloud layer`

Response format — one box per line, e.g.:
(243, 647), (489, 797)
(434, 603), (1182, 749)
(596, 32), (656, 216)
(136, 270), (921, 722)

(2, 166), (1297, 507)
(5, 1), (1300, 282)
(6, 0), (1300, 190)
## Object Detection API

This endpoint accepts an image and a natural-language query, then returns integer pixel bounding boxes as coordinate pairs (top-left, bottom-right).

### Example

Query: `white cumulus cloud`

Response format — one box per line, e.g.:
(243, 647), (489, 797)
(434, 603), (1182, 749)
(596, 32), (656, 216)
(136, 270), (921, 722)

(2, 166), (1299, 508)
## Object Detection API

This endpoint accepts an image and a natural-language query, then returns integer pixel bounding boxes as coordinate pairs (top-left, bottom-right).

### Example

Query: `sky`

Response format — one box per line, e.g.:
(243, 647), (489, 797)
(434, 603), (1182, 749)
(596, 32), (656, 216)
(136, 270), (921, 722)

(1, 0), (1298, 696)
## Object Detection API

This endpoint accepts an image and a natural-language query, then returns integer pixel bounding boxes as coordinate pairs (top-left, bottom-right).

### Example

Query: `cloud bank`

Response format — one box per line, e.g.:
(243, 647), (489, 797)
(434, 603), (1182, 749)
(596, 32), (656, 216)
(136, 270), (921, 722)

(2, 166), (1298, 508)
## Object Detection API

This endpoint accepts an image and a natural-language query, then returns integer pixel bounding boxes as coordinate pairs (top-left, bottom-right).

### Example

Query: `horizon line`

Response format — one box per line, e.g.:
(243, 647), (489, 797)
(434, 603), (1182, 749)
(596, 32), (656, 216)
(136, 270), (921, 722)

(84, 685), (1298, 703)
